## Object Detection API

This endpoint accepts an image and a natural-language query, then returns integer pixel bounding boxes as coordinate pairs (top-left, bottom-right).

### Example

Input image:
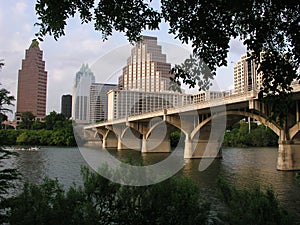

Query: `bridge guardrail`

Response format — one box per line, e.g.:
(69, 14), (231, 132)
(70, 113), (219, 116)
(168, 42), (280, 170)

(85, 84), (300, 128)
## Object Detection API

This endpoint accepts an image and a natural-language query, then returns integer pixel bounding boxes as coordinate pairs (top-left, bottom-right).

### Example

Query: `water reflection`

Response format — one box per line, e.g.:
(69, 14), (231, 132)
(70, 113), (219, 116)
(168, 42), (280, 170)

(13, 150), (46, 185)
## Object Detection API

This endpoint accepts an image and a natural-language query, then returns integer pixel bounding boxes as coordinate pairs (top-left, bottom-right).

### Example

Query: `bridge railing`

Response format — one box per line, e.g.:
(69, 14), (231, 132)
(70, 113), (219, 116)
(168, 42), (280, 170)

(86, 83), (300, 128)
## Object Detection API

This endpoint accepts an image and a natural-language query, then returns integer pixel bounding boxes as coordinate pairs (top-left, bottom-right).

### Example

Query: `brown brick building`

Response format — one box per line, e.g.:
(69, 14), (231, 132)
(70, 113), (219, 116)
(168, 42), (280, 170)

(16, 40), (47, 121)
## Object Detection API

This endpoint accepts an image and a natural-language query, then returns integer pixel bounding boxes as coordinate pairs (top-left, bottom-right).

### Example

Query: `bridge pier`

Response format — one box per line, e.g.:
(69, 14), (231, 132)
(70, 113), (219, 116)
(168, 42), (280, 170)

(102, 130), (118, 149)
(277, 141), (300, 170)
(184, 136), (222, 159)
(141, 135), (171, 153)
(102, 136), (118, 148)
(117, 137), (141, 150)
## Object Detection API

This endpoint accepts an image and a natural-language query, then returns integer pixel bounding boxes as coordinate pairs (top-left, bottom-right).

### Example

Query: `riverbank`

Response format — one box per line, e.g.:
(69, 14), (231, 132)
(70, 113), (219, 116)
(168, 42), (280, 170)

(0, 120), (279, 149)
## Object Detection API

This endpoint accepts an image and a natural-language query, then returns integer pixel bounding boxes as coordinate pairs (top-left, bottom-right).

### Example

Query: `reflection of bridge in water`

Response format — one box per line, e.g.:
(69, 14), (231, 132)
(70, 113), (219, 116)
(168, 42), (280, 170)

(84, 84), (300, 171)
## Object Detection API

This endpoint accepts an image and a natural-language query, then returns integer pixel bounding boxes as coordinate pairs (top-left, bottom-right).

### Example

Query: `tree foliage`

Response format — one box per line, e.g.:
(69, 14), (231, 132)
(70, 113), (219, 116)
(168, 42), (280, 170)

(34, 1), (299, 123)
(0, 63), (19, 223)
(44, 111), (68, 130)
(0, 59), (4, 69)
(0, 85), (15, 124)
(222, 121), (278, 147)
(18, 112), (35, 130)
(35, 1), (299, 89)
(218, 179), (294, 225)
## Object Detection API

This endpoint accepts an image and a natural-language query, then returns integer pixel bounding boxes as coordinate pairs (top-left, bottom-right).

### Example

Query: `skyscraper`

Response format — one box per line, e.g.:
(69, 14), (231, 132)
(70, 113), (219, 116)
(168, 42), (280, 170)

(61, 94), (72, 119)
(89, 83), (117, 123)
(16, 39), (47, 121)
(72, 64), (95, 123)
(234, 53), (262, 93)
(107, 36), (190, 120)
(119, 36), (172, 92)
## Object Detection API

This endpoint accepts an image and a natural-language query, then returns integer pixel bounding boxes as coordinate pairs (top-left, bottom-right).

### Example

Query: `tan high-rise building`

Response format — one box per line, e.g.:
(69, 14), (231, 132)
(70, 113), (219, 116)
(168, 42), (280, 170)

(119, 36), (172, 92)
(16, 40), (47, 120)
(234, 52), (263, 93)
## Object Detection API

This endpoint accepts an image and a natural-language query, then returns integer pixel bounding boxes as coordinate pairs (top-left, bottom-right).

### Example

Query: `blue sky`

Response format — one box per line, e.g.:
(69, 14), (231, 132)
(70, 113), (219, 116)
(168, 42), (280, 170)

(0, 0), (246, 119)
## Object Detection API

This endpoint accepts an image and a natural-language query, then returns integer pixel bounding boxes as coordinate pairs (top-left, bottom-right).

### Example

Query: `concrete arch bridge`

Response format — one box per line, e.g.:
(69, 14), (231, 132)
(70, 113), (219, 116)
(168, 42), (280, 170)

(84, 86), (300, 171)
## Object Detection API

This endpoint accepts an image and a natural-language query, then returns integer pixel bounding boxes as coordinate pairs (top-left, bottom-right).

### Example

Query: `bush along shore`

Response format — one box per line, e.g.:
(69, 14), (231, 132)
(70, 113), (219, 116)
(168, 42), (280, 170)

(0, 128), (76, 147)
(0, 111), (76, 147)
(3, 165), (294, 225)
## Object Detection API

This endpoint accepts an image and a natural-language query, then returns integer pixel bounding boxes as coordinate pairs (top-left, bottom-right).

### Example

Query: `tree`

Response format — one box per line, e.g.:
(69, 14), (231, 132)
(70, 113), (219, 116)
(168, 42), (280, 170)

(0, 59), (4, 69)
(34, 1), (299, 124)
(44, 111), (67, 130)
(218, 179), (294, 225)
(32, 120), (46, 130)
(0, 62), (19, 223)
(18, 112), (35, 130)
(35, 1), (299, 86)
(0, 86), (15, 125)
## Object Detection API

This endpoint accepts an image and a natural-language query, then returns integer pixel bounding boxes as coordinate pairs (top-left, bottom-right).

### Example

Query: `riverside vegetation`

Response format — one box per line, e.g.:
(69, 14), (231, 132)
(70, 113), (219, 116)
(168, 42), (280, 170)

(170, 120), (278, 148)
(1, 117), (278, 148)
(0, 111), (76, 147)
(5, 166), (295, 225)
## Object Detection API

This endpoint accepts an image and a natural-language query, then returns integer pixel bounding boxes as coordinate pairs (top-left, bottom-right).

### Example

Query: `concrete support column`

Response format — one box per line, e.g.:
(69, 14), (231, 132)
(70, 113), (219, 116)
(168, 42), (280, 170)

(277, 141), (300, 170)
(103, 134), (118, 149)
(184, 135), (193, 158)
(102, 139), (106, 149)
(117, 136), (123, 150)
(141, 135), (147, 153)
(184, 138), (222, 159)
(143, 135), (171, 153)
(193, 140), (222, 158)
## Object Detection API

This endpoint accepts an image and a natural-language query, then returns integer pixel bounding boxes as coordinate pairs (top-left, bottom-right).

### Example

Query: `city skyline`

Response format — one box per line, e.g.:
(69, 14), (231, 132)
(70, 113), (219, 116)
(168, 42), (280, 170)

(0, 1), (246, 120)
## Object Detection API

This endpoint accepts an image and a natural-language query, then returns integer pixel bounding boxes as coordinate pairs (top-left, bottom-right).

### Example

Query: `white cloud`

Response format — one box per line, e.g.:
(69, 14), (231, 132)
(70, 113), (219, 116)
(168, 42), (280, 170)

(15, 1), (27, 16)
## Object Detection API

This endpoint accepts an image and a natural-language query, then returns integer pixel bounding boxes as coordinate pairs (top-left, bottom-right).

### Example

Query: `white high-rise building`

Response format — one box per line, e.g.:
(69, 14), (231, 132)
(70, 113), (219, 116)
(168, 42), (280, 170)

(72, 64), (95, 123)
(234, 53), (263, 93)
(89, 83), (117, 123)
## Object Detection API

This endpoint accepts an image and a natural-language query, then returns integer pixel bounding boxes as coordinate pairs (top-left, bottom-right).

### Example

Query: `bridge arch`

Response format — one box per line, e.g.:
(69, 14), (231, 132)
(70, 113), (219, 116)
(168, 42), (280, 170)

(289, 123), (300, 140)
(119, 126), (142, 150)
(163, 116), (189, 138)
(103, 129), (118, 148)
(120, 126), (142, 139)
(191, 110), (281, 140)
(146, 120), (168, 139)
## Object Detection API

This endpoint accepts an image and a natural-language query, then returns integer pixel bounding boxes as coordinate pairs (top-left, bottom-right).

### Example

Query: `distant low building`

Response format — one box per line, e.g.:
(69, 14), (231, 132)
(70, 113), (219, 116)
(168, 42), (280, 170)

(107, 89), (191, 120)
(61, 94), (72, 119)
(2, 120), (17, 129)
(192, 91), (231, 103)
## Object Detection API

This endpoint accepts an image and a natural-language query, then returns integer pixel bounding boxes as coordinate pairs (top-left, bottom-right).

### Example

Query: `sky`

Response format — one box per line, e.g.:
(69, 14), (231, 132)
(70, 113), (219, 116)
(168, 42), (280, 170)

(0, 0), (246, 120)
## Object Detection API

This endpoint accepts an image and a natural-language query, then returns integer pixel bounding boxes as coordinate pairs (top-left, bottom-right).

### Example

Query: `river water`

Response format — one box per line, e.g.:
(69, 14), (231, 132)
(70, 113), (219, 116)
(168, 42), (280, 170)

(8, 146), (300, 220)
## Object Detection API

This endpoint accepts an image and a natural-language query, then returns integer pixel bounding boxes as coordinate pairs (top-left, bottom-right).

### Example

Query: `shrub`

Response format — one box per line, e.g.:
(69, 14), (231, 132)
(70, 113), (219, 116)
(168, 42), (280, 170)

(218, 179), (293, 225)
